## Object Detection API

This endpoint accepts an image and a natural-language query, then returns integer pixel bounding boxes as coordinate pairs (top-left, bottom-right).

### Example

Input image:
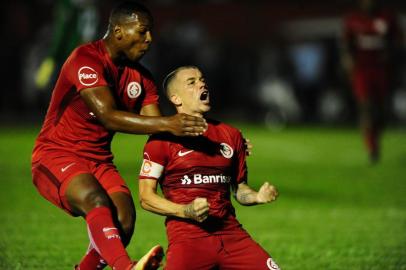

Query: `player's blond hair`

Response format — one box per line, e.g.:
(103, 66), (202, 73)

(162, 66), (199, 99)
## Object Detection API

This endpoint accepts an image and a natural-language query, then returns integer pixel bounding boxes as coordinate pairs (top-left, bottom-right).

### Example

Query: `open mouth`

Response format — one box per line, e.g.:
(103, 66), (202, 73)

(200, 91), (209, 101)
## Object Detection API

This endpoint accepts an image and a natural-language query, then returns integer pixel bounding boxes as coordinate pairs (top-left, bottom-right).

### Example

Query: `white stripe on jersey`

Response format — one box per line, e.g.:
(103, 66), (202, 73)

(140, 159), (164, 179)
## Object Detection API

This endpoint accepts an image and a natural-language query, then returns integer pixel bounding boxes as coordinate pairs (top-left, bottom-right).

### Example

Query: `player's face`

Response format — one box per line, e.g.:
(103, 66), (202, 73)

(174, 68), (210, 117)
(119, 13), (153, 62)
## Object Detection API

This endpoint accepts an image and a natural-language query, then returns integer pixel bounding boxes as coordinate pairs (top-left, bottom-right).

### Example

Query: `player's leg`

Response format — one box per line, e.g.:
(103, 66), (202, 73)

(218, 233), (280, 270)
(165, 237), (219, 270)
(77, 162), (162, 270)
(367, 69), (389, 163)
(77, 192), (136, 270)
(353, 68), (377, 162)
(110, 192), (136, 245)
(64, 173), (134, 270)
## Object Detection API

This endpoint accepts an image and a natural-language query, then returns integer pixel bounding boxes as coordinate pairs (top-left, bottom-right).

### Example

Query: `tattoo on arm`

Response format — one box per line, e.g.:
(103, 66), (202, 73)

(184, 203), (197, 219)
(237, 191), (256, 205)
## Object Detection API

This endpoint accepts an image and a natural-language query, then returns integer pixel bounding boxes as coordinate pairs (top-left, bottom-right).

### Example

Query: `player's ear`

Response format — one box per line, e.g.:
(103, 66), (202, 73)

(170, 94), (182, 107)
(113, 25), (123, 40)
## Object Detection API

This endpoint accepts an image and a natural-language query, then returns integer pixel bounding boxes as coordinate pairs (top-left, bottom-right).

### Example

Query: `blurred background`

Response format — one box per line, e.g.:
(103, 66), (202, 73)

(2, 0), (406, 128)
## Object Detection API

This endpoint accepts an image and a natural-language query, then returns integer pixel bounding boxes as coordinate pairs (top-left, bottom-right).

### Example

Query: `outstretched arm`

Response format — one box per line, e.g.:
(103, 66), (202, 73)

(139, 179), (210, 223)
(80, 86), (207, 136)
(234, 182), (278, 206)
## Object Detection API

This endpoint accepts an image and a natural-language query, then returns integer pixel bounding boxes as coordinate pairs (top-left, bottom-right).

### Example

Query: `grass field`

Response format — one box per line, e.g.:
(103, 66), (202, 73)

(0, 124), (405, 270)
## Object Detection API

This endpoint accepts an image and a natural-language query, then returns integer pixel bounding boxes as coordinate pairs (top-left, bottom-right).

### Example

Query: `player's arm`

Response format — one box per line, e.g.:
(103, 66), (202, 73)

(139, 179), (210, 222)
(140, 103), (162, 117)
(233, 182), (278, 206)
(80, 86), (207, 136)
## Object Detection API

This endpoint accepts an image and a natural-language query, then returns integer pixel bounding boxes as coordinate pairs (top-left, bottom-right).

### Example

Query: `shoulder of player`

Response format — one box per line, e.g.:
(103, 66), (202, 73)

(66, 40), (104, 65)
(208, 119), (241, 136)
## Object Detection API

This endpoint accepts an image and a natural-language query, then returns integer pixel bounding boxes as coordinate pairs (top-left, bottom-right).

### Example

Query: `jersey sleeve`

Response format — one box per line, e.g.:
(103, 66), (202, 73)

(234, 130), (248, 184)
(141, 74), (159, 107)
(66, 47), (109, 92)
(139, 136), (168, 181)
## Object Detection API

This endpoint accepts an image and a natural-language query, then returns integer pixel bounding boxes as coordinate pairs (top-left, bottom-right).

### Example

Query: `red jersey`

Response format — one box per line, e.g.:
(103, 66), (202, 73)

(32, 40), (159, 162)
(344, 8), (400, 68)
(139, 119), (248, 242)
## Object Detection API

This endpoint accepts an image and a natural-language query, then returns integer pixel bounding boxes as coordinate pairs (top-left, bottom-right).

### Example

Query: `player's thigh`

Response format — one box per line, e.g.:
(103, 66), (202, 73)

(219, 234), (280, 270)
(32, 152), (92, 216)
(352, 69), (370, 103)
(165, 237), (220, 270)
(64, 173), (111, 216)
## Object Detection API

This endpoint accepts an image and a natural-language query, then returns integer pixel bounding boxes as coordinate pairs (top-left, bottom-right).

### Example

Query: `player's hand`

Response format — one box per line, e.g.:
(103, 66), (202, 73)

(167, 113), (207, 136)
(256, 182), (278, 204)
(244, 138), (253, 156)
(183, 197), (210, 222)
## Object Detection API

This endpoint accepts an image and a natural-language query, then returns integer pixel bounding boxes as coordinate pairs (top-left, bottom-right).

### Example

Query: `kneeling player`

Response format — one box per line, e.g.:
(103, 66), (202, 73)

(138, 66), (281, 270)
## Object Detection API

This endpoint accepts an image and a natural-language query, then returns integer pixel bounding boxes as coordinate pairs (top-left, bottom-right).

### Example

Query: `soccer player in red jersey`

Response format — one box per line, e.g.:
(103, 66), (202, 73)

(31, 2), (207, 270)
(138, 66), (281, 270)
(342, 0), (403, 163)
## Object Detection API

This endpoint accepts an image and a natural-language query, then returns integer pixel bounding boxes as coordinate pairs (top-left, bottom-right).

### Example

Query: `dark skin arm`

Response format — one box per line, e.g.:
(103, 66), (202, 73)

(80, 86), (207, 136)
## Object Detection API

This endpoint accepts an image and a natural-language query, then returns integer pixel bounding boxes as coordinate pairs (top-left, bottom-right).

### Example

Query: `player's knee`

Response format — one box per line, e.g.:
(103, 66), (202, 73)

(71, 189), (111, 215)
(117, 209), (135, 241)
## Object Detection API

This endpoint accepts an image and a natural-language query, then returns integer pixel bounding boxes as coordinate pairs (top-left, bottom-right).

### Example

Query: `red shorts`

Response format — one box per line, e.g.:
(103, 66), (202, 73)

(352, 67), (389, 103)
(164, 232), (280, 270)
(31, 150), (130, 216)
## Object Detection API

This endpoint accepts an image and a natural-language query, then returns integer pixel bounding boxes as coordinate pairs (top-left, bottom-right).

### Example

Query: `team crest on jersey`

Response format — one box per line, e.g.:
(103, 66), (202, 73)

(266, 258), (280, 270)
(220, 143), (233, 159)
(127, 82), (142, 99)
(78, 66), (99, 86)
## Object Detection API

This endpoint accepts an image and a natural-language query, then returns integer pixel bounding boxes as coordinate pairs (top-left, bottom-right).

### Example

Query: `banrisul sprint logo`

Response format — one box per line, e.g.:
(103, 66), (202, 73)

(78, 66), (98, 86)
(181, 174), (231, 185)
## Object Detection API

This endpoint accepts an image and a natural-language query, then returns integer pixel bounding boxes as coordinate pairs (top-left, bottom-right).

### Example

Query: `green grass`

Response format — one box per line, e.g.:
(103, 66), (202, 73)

(0, 124), (405, 269)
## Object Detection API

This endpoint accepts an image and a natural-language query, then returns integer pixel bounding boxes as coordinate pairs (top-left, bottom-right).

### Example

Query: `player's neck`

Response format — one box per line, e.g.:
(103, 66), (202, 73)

(177, 108), (203, 118)
(102, 36), (128, 66)
(102, 37), (117, 61)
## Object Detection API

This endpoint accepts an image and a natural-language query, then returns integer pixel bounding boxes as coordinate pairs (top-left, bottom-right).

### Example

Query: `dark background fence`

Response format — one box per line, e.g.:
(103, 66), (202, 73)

(2, 0), (406, 127)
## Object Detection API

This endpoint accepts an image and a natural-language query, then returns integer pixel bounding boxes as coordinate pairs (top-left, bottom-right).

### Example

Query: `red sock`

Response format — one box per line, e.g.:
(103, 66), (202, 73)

(77, 246), (106, 270)
(86, 206), (132, 270)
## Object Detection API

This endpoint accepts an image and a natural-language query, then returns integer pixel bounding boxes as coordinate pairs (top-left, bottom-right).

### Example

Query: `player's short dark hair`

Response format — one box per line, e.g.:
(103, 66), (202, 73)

(162, 66), (199, 99)
(109, 1), (152, 26)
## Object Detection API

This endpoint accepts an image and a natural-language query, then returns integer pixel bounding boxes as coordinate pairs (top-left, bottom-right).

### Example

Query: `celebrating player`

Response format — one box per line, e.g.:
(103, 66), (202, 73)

(138, 66), (281, 270)
(342, 0), (403, 163)
(31, 2), (207, 270)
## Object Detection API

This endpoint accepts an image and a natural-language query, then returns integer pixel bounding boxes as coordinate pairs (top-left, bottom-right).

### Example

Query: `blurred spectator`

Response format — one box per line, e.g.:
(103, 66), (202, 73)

(341, 0), (403, 163)
(35, 0), (99, 90)
(21, 0), (99, 111)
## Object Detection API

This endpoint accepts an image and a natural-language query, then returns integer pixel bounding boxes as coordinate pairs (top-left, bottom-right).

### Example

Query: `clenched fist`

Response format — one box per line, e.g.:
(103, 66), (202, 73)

(183, 197), (210, 222)
(256, 182), (278, 203)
